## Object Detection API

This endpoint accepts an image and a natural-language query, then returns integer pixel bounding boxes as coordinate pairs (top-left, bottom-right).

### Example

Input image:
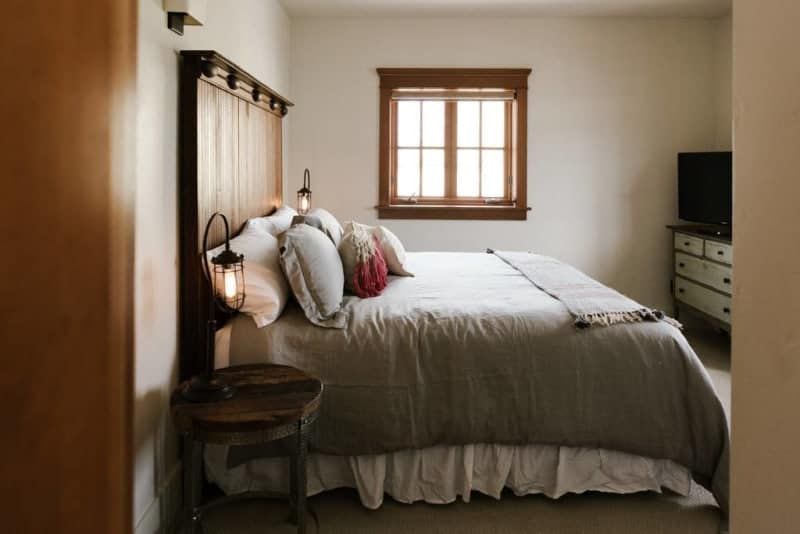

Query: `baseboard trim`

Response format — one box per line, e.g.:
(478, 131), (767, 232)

(135, 461), (182, 534)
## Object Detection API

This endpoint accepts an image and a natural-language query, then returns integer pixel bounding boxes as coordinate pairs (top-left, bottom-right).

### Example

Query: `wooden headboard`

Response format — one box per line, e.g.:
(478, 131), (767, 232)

(179, 50), (292, 380)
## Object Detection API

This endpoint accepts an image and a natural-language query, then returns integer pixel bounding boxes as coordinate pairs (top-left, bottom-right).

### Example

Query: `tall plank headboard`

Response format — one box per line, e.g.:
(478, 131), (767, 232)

(179, 50), (292, 380)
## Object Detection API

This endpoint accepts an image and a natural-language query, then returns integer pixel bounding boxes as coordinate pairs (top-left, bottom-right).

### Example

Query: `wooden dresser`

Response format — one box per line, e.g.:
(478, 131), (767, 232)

(667, 225), (732, 331)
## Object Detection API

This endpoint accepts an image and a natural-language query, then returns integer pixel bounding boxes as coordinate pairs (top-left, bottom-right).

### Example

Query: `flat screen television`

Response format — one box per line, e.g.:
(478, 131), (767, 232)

(678, 151), (732, 225)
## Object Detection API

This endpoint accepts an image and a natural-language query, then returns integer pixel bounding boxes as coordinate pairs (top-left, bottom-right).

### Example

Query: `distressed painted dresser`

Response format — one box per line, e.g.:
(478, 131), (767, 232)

(667, 224), (733, 332)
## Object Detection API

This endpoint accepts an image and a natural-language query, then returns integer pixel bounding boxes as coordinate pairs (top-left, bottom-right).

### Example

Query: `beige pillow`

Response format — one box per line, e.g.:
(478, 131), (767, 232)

(308, 208), (344, 247)
(342, 221), (413, 277)
(279, 224), (346, 328)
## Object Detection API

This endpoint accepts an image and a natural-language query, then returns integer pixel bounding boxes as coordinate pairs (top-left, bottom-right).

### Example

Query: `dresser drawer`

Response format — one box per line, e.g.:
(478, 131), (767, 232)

(675, 277), (731, 324)
(705, 240), (733, 265)
(675, 252), (732, 294)
(674, 233), (704, 256)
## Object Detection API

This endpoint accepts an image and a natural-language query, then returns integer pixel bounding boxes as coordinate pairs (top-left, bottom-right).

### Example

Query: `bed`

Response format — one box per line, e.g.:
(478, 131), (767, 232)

(208, 251), (729, 513)
(177, 50), (728, 518)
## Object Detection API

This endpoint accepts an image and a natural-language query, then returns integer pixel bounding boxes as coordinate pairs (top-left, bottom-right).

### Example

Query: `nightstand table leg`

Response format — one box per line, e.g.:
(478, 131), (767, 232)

(294, 420), (308, 534)
(288, 448), (297, 524)
(182, 436), (203, 534)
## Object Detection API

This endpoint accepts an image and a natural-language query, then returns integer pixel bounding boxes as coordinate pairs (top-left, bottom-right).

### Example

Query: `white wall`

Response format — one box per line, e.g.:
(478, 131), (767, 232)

(731, 0), (800, 530)
(714, 14), (732, 149)
(289, 17), (726, 310)
(134, 1), (290, 531)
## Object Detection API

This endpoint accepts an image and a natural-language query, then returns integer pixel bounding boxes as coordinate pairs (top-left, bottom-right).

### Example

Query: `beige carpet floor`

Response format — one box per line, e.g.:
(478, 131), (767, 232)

(201, 326), (730, 534)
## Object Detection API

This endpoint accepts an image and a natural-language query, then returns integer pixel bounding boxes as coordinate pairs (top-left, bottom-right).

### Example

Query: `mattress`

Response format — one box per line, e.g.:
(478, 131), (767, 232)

(213, 251), (729, 512)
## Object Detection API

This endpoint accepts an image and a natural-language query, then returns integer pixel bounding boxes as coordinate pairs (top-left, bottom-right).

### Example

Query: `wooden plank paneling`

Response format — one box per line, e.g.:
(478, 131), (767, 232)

(215, 87), (240, 239)
(238, 100), (274, 228)
(180, 51), (287, 380)
(267, 110), (283, 208)
(198, 80), (239, 249)
(198, 81), (283, 247)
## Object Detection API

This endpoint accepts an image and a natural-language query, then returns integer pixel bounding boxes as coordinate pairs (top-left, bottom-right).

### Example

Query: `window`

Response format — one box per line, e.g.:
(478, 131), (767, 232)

(377, 68), (531, 220)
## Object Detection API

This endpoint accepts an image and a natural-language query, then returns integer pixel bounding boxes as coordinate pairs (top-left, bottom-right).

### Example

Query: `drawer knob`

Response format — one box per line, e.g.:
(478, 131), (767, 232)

(723, 307), (730, 314)
(679, 262), (685, 268)
(684, 242), (690, 246)
(678, 288), (685, 293)
(723, 277), (731, 284)
(717, 250), (724, 256)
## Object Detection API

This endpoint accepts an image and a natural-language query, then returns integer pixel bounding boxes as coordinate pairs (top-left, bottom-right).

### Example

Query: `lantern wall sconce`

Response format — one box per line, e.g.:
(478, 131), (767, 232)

(297, 168), (312, 215)
(165, 0), (206, 36)
(181, 212), (245, 402)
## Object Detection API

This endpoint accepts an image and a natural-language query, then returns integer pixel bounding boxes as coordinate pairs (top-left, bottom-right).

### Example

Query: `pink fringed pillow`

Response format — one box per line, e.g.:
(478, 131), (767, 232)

(339, 222), (389, 298)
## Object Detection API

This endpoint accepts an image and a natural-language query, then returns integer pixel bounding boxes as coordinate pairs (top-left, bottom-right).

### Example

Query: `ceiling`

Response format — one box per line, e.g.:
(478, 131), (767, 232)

(279, 0), (731, 18)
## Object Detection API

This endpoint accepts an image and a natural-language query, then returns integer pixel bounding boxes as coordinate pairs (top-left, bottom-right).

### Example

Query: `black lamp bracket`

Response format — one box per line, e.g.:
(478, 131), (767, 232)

(201, 211), (232, 284)
(168, 12), (185, 36)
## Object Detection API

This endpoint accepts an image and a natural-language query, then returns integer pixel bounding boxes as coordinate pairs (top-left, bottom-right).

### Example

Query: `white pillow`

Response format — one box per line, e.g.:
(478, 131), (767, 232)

(373, 225), (413, 277)
(342, 221), (413, 277)
(245, 205), (297, 236)
(207, 225), (289, 328)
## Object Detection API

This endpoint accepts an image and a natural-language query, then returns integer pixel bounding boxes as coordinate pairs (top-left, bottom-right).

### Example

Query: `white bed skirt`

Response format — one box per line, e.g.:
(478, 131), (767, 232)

(205, 443), (691, 510)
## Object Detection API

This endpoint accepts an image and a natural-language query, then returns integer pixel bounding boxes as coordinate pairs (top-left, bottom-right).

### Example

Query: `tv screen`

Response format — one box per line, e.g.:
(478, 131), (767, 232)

(678, 152), (732, 225)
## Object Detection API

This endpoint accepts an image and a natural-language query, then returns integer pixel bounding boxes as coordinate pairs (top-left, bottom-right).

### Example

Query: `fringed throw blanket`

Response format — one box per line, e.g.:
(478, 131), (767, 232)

(490, 249), (680, 329)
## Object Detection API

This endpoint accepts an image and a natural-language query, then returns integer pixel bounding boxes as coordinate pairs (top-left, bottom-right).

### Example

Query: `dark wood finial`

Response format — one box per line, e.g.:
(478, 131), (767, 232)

(226, 74), (239, 90)
(252, 89), (261, 103)
(269, 98), (278, 111)
(280, 104), (288, 116)
(200, 61), (217, 78)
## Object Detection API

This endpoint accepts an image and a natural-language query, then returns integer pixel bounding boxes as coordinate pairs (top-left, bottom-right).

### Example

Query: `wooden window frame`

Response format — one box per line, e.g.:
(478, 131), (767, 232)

(377, 68), (531, 220)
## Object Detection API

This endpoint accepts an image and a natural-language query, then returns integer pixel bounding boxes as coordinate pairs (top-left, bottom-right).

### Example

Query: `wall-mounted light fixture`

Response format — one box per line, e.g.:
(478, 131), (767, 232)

(165, 0), (206, 36)
(297, 169), (312, 215)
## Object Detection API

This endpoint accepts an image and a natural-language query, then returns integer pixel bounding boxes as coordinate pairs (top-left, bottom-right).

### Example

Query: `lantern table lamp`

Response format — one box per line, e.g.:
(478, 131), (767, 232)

(297, 168), (312, 215)
(181, 212), (245, 402)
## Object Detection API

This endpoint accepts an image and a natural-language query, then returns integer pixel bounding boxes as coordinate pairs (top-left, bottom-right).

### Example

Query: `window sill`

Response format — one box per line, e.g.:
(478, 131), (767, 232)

(377, 204), (530, 220)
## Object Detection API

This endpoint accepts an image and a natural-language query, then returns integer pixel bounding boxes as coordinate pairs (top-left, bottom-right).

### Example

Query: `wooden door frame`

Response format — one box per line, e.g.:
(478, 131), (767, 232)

(0, 1), (136, 533)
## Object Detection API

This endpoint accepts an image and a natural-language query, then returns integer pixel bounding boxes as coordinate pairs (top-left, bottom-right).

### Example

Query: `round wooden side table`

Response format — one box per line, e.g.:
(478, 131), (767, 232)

(171, 364), (323, 534)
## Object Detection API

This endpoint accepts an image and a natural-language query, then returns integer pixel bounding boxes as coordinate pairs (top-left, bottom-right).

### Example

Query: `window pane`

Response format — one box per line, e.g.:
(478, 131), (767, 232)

(457, 101), (480, 147)
(396, 149), (420, 197)
(422, 101), (445, 147)
(397, 101), (420, 147)
(481, 150), (504, 197)
(481, 101), (505, 148)
(421, 149), (445, 197)
(457, 149), (480, 197)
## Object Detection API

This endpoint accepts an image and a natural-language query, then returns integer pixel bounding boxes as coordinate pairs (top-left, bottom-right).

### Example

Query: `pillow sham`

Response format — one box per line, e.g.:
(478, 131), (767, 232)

(372, 225), (413, 277)
(245, 205), (297, 236)
(339, 222), (389, 298)
(279, 224), (347, 329)
(290, 214), (326, 234)
(342, 221), (413, 277)
(206, 225), (289, 328)
(307, 208), (344, 248)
